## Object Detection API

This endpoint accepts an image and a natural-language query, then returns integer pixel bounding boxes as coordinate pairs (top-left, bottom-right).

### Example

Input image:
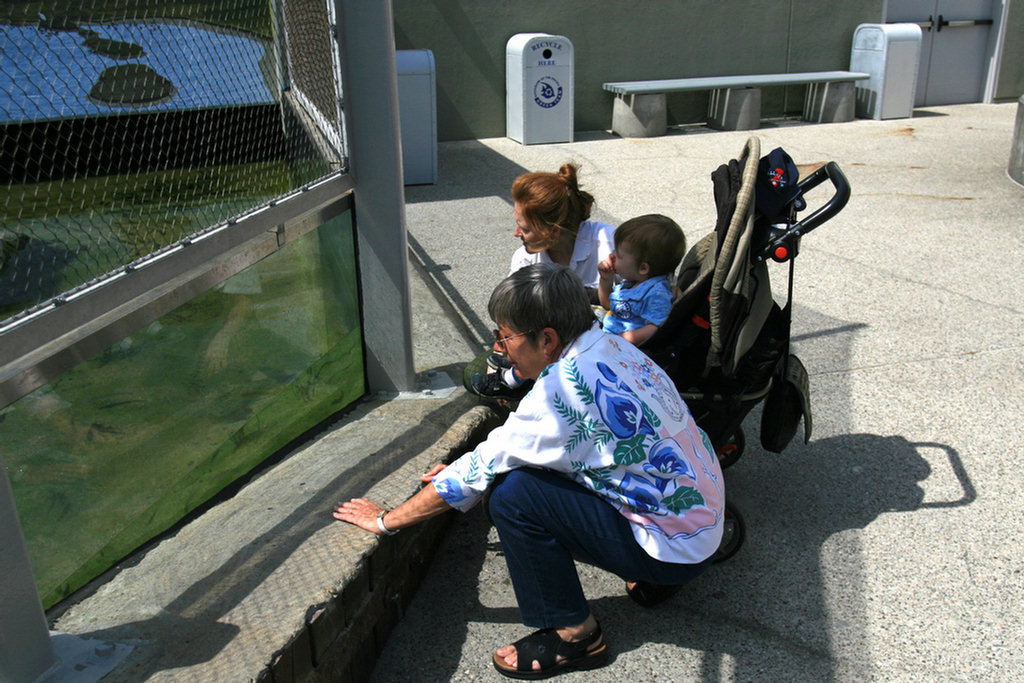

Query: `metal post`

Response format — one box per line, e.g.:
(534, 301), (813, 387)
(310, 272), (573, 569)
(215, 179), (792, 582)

(1010, 95), (1024, 187)
(0, 449), (55, 683)
(334, 0), (416, 393)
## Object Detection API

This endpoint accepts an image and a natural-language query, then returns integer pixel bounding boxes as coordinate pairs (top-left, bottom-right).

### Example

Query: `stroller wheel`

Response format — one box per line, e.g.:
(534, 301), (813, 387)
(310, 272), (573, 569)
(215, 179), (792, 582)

(713, 500), (746, 563)
(717, 428), (745, 468)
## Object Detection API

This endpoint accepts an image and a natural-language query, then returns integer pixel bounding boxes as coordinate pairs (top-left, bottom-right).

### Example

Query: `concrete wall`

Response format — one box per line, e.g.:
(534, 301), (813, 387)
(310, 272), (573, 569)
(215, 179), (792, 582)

(393, 0), (885, 141)
(996, 1), (1024, 101)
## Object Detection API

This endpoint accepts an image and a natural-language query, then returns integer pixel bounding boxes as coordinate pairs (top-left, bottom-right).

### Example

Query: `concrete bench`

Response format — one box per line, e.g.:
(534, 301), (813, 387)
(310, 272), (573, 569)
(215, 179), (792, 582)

(603, 70), (871, 137)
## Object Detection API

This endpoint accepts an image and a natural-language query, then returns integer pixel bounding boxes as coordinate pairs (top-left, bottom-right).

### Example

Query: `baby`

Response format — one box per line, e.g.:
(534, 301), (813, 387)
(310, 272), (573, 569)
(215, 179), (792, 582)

(598, 214), (686, 346)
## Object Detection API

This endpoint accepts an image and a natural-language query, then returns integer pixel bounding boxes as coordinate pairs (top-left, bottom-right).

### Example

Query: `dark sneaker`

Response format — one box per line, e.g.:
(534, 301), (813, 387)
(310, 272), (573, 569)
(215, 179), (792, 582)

(470, 372), (532, 400)
(486, 352), (514, 372)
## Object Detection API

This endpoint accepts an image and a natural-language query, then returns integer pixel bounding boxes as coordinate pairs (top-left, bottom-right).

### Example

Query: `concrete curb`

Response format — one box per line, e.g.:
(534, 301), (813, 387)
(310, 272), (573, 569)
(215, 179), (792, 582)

(287, 404), (504, 683)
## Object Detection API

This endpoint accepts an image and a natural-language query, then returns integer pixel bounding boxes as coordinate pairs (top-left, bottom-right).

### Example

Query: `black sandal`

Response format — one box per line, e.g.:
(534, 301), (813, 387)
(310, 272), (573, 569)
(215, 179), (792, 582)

(626, 580), (682, 607)
(492, 622), (608, 679)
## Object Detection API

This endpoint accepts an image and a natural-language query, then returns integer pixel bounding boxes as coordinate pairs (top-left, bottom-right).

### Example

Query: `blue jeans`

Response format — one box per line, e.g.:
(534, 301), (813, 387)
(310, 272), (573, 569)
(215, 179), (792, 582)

(487, 468), (714, 629)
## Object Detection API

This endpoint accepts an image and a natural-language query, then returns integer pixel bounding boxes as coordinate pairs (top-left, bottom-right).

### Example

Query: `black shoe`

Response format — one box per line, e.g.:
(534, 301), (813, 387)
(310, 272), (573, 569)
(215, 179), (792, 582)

(486, 352), (514, 372)
(626, 580), (683, 607)
(470, 372), (532, 400)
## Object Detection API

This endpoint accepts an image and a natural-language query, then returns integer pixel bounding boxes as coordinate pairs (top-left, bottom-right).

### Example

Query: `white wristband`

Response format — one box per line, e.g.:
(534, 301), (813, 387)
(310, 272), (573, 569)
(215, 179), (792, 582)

(376, 509), (397, 536)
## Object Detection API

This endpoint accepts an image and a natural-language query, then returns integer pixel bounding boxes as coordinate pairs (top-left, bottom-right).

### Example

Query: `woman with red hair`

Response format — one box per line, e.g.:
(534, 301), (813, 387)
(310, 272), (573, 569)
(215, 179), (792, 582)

(508, 163), (614, 300)
(472, 164), (615, 400)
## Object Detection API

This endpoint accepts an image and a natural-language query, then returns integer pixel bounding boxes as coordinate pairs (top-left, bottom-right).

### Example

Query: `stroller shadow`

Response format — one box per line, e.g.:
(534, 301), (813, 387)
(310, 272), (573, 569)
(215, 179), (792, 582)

(597, 431), (976, 681)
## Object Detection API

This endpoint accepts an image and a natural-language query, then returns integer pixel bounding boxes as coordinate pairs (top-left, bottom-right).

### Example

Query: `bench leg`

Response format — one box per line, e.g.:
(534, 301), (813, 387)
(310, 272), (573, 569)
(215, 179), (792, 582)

(612, 93), (667, 137)
(803, 81), (856, 123)
(707, 87), (761, 131)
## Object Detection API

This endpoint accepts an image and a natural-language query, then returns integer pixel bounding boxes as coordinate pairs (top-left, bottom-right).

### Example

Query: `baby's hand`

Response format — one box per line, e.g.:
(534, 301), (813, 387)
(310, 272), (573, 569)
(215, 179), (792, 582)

(598, 254), (617, 279)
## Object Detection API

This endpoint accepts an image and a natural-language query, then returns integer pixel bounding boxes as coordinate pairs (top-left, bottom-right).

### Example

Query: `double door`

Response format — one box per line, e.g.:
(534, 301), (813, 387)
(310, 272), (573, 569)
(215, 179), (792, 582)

(885, 0), (996, 106)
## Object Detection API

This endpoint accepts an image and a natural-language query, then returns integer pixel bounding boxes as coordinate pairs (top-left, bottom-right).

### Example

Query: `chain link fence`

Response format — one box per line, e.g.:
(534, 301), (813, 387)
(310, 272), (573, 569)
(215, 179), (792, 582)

(1, 0), (346, 326)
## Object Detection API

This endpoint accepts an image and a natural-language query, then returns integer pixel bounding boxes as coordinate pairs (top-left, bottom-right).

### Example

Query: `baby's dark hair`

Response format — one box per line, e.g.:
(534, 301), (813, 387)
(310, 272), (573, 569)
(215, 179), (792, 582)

(614, 214), (687, 277)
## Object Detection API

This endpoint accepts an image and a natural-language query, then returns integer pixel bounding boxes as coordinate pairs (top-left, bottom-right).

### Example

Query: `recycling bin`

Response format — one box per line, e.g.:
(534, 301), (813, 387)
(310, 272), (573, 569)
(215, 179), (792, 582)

(506, 33), (574, 144)
(396, 49), (437, 185)
(850, 23), (922, 120)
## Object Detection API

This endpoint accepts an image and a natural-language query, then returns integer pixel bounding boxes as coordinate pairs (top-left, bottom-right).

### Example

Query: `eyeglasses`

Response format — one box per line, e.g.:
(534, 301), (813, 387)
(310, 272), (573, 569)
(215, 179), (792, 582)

(493, 329), (532, 351)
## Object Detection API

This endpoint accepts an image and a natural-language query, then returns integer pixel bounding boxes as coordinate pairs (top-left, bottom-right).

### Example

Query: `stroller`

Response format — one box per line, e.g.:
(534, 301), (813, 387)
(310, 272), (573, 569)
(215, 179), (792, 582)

(642, 137), (851, 561)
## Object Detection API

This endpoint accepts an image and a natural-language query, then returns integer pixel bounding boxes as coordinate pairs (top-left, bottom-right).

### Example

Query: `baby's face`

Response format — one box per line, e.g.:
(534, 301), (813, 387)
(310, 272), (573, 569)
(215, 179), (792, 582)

(613, 244), (649, 281)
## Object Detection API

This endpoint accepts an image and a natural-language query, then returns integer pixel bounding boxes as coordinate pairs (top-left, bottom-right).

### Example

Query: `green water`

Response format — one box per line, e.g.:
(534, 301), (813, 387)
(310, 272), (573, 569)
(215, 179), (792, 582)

(2, 213), (364, 607)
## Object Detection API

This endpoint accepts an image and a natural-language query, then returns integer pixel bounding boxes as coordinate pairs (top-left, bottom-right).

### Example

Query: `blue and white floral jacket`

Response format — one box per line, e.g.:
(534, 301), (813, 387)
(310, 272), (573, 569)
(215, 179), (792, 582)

(434, 327), (724, 564)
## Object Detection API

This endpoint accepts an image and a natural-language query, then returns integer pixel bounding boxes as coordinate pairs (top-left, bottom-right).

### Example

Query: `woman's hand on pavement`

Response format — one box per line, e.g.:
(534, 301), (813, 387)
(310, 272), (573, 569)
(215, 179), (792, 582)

(333, 497), (384, 535)
(333, 464), (449, 535)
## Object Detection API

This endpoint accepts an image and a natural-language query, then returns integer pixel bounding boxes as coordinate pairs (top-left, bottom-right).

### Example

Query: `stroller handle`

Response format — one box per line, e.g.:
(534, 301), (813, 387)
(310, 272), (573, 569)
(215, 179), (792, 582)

(755, 161), (851, 263)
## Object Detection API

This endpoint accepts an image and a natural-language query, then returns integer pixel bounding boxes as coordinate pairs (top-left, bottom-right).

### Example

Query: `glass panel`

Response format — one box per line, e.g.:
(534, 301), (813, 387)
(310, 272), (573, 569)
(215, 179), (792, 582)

(2, 211), (363, 607)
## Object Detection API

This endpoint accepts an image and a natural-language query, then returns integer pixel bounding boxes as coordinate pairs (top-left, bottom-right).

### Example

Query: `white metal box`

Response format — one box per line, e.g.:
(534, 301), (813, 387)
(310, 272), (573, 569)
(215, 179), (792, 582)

(506, 33), (574, 144)
(396, 49), (437, 185)
(850, 23), (922, 120)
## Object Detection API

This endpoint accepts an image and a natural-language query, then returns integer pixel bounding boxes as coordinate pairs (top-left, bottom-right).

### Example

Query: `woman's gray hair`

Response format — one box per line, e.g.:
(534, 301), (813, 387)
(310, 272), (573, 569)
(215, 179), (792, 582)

(488, 263), (595, 346)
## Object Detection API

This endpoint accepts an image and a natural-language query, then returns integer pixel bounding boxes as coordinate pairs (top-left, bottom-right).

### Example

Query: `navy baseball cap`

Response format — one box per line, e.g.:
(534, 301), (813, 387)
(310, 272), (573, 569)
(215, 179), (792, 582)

(755, 147), (806, 222)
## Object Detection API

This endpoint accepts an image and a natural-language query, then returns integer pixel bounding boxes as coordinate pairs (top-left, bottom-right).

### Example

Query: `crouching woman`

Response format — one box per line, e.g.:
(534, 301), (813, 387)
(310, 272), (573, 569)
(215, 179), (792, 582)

(333, 262), (724, 679)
